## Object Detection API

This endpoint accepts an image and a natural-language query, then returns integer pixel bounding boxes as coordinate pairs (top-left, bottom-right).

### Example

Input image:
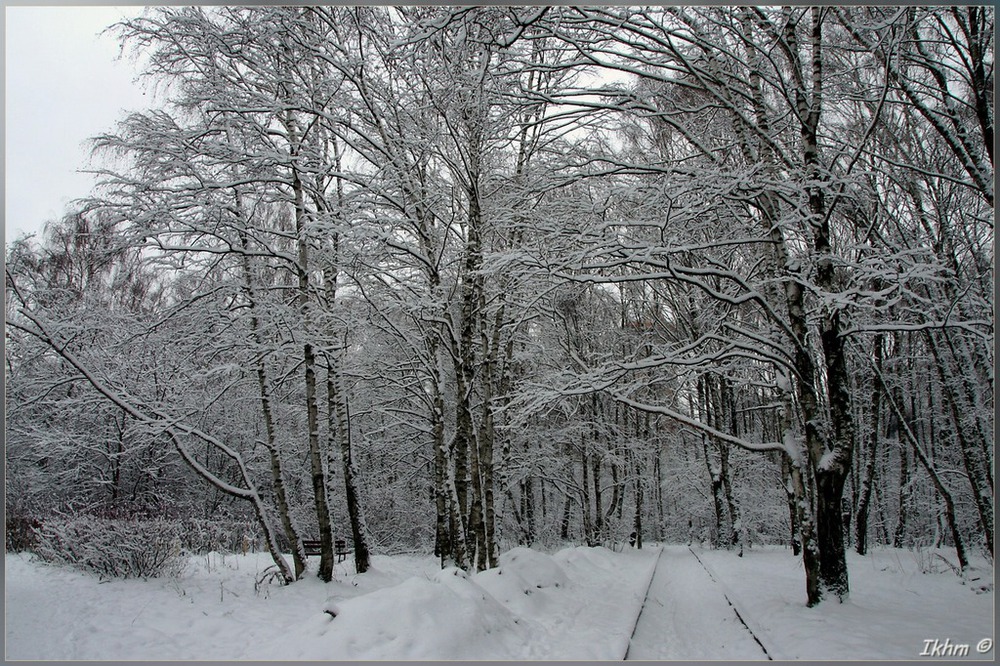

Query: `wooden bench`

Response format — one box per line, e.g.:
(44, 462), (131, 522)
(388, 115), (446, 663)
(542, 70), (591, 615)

(302, 538), (350, 563)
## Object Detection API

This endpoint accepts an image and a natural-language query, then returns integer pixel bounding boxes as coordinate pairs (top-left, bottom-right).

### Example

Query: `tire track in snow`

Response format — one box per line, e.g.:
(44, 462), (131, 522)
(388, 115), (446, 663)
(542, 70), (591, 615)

(687, 546), (773, 660)
(622, 546), (665, 661)
(625, 545), (771, 660)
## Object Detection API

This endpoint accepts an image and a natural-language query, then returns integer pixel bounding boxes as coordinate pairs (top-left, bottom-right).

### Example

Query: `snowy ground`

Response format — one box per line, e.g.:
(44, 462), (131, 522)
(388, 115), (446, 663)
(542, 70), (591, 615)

(5, 542), (993, 661)
(5, 545), (657, 660)
(692, 545), (994, 661)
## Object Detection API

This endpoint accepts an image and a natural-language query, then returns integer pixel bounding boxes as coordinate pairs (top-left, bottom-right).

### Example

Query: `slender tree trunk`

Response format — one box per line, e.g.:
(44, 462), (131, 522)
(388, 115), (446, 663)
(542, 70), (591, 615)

(925, 332), (994, 556)
(655, 447), (665, 540)
(855, 336), (883, 555)
(447, 447), (469, 570)
(633, 463), (644, 550)
(432, 368), (450, 565)
(894, 439), (910, 548)
(582, 445), (594, 546)
(324, 348), (372, 574)
(561, 491), (572, 541)
(524, 477), (536, 545)
(875, 363), (969, 570)
(719, 379), (742, 554)
(288, 137), (335, 581)
(592, 451), (604, 543)
(451, 202), (480, 567)
(235, 195), (305, 578)
(467, 403), (486, 571)
(782, 454), (802, 556)
(260, 376), (305, 578)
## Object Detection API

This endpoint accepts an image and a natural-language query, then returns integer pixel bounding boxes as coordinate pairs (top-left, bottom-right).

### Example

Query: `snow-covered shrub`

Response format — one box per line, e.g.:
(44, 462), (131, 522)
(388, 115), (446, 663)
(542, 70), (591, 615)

(176, 518), (262, 554)
(33, 515), (185, 580)
(5, 514), (42, 552)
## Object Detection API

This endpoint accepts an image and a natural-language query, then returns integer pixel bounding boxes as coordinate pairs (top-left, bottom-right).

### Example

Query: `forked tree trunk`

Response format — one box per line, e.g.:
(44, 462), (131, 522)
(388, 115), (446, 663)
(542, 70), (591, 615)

(289, 154), (336, 582)
(324, 350), (372, 574)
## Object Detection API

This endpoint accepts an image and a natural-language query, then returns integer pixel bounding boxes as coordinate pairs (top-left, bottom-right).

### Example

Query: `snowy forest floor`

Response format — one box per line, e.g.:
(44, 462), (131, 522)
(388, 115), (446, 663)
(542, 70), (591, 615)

(5, 543), (993, 661)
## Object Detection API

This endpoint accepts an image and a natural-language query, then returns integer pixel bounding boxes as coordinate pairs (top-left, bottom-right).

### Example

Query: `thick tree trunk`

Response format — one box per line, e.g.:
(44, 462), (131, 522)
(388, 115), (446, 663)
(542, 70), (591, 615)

(447, 454), (469, 570)
(452, 196), (482, 569)
(480, 406), (498, 568)
(699, 377), (726, 548)
(720, 441), (741, 554)
(816, 310), (854, 600)
(815, 469), (850, 600)
(452, 383), (472, 566)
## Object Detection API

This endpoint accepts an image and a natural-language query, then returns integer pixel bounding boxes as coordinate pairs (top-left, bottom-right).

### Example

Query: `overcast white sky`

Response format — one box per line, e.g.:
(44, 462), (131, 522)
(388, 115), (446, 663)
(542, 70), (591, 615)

(5, 5), (151, 244)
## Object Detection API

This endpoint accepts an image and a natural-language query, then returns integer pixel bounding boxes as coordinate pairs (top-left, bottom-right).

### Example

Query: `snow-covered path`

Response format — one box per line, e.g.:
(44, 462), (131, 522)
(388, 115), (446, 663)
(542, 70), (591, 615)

(626, 545), (770, 660)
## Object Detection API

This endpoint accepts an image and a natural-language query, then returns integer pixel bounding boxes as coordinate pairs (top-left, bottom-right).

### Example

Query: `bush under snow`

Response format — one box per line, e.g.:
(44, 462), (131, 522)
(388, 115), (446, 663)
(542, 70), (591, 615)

(33, 515), (185, 580)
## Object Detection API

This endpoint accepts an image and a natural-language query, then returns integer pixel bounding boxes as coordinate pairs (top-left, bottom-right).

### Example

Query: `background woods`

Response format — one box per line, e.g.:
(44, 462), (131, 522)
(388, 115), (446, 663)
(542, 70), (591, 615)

(6, 6), (992, 607)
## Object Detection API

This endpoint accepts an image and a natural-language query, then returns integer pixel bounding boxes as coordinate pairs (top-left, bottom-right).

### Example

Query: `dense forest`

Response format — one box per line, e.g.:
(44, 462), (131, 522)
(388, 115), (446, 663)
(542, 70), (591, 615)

(5, 6), (993, 607)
